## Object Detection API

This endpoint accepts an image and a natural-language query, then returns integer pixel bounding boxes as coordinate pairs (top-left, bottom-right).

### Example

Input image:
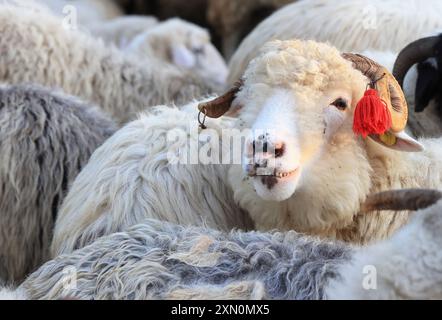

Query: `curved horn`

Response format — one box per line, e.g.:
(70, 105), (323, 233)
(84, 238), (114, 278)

(361, 189), (442, 213)
(393, 36), (440, 87)
(342, 53), (384, 82)
(342, 53), (408, 133)
(198, 79), (244, 119)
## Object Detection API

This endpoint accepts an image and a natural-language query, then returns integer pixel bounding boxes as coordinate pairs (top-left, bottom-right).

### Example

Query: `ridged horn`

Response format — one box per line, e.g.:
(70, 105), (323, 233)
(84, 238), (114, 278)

(361, 189), (442, 213)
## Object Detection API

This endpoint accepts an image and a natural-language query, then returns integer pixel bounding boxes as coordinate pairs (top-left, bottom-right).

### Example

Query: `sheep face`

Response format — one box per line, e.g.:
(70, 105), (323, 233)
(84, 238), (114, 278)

(233, 40), (365, 202)
(241, 87), (355, 202)
(199, 39), (422, 233)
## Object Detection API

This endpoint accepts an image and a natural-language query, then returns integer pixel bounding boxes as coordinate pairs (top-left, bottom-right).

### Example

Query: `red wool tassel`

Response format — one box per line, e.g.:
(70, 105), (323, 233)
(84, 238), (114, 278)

(352, 89), (392, 138)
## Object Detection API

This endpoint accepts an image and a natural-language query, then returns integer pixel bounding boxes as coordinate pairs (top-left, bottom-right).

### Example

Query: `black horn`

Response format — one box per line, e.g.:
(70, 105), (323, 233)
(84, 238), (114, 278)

(393, 36), (441, 87)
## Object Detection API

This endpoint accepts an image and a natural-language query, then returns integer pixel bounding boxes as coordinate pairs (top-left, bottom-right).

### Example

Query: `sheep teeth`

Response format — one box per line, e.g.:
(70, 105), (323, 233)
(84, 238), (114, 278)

(275, 170), (297, 178)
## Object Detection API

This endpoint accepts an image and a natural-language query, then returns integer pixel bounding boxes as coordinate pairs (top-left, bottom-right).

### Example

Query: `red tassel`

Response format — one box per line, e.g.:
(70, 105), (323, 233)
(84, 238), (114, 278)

(353, 89), (392, 138)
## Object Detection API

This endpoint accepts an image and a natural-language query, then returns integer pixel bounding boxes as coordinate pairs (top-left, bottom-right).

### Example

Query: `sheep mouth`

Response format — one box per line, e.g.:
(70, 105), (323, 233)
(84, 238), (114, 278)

(249, 168), (299, 179)
(254, 168), (300, 192)
(273, 169), (299, 179)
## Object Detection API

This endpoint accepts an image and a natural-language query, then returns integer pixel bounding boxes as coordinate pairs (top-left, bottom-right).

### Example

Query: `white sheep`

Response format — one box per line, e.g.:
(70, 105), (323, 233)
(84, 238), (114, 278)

(90, 17), (229, 88)
(11, 190), (442, 300)
(51, 40), (442, 254)
(228, 0), (442, 85)
(0, 3), (215, 124)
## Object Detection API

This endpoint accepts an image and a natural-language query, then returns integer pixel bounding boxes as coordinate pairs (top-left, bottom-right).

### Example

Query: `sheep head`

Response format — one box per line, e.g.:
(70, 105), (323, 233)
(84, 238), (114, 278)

(126, 18), (228, 88)
(200, 40), (423, 202)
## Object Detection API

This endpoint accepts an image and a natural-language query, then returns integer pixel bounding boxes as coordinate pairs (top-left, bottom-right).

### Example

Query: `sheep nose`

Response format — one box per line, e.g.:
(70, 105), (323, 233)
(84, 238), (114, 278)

(252, 136), (285, 159)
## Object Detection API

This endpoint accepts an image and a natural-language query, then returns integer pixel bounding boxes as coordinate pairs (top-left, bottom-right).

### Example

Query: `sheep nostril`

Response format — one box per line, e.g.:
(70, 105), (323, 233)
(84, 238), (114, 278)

(275, 144), (285, 158)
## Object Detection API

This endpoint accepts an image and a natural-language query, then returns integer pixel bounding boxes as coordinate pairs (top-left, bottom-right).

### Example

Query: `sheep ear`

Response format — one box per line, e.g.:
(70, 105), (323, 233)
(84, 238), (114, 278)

(198, 80), (244, 118)
(370, 131), (425, 152)
(171, 44), (196, 69)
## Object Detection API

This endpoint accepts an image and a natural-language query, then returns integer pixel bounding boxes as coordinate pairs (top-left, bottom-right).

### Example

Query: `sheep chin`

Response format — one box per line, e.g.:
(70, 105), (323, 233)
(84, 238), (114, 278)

(252, 172), (300, 202)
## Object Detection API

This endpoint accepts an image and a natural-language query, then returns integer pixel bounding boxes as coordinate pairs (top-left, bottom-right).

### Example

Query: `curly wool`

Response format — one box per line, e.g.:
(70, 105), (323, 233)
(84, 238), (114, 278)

(228, 0), (442, 84)
(0, 84), (117, 284)
(51, 103), (253, 256)
(25, 219), (351, 300)
(0, 3), (214, 124)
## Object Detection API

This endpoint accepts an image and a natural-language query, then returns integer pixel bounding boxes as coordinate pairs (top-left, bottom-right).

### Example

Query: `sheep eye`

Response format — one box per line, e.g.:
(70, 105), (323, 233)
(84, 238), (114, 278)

(331, 98), (348, 111)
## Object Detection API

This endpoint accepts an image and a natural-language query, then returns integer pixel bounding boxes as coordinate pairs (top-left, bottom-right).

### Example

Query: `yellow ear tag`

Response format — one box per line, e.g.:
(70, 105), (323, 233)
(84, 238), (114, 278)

(379, 132), (397, 146)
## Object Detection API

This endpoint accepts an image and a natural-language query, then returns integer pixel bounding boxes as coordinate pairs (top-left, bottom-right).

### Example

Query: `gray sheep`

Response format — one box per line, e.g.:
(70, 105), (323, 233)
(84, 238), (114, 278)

(0, 84), (117, 284)
(19, 218), (351, 300)
(13, 190), (442, 300)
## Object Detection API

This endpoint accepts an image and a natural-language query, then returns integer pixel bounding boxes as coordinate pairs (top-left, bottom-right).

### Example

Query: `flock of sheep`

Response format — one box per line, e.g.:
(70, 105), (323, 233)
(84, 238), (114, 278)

(1, 0), (442, 300)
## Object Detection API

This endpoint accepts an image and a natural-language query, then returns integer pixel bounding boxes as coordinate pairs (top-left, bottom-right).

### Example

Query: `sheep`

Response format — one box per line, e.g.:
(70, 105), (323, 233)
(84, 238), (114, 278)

(51, 103), (254, 256)
(51, 39), (442, 255)
(207, 0), (296, 59)
(227, 0), (442, 85)
(36, 0), (123, 26)
(393, 34), (442, 138)
(17, 218), (353, 300)
(0, 3), (215, 124)
(207, 39), (442, 245)
(124, 18), (229, 89)
(13, 190), (442, 300)
(0, 84), (117, 285)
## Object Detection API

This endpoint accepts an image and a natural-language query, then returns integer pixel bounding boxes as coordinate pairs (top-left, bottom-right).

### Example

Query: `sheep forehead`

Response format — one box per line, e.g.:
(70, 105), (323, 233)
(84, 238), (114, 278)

(243, 40), (358, 92)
